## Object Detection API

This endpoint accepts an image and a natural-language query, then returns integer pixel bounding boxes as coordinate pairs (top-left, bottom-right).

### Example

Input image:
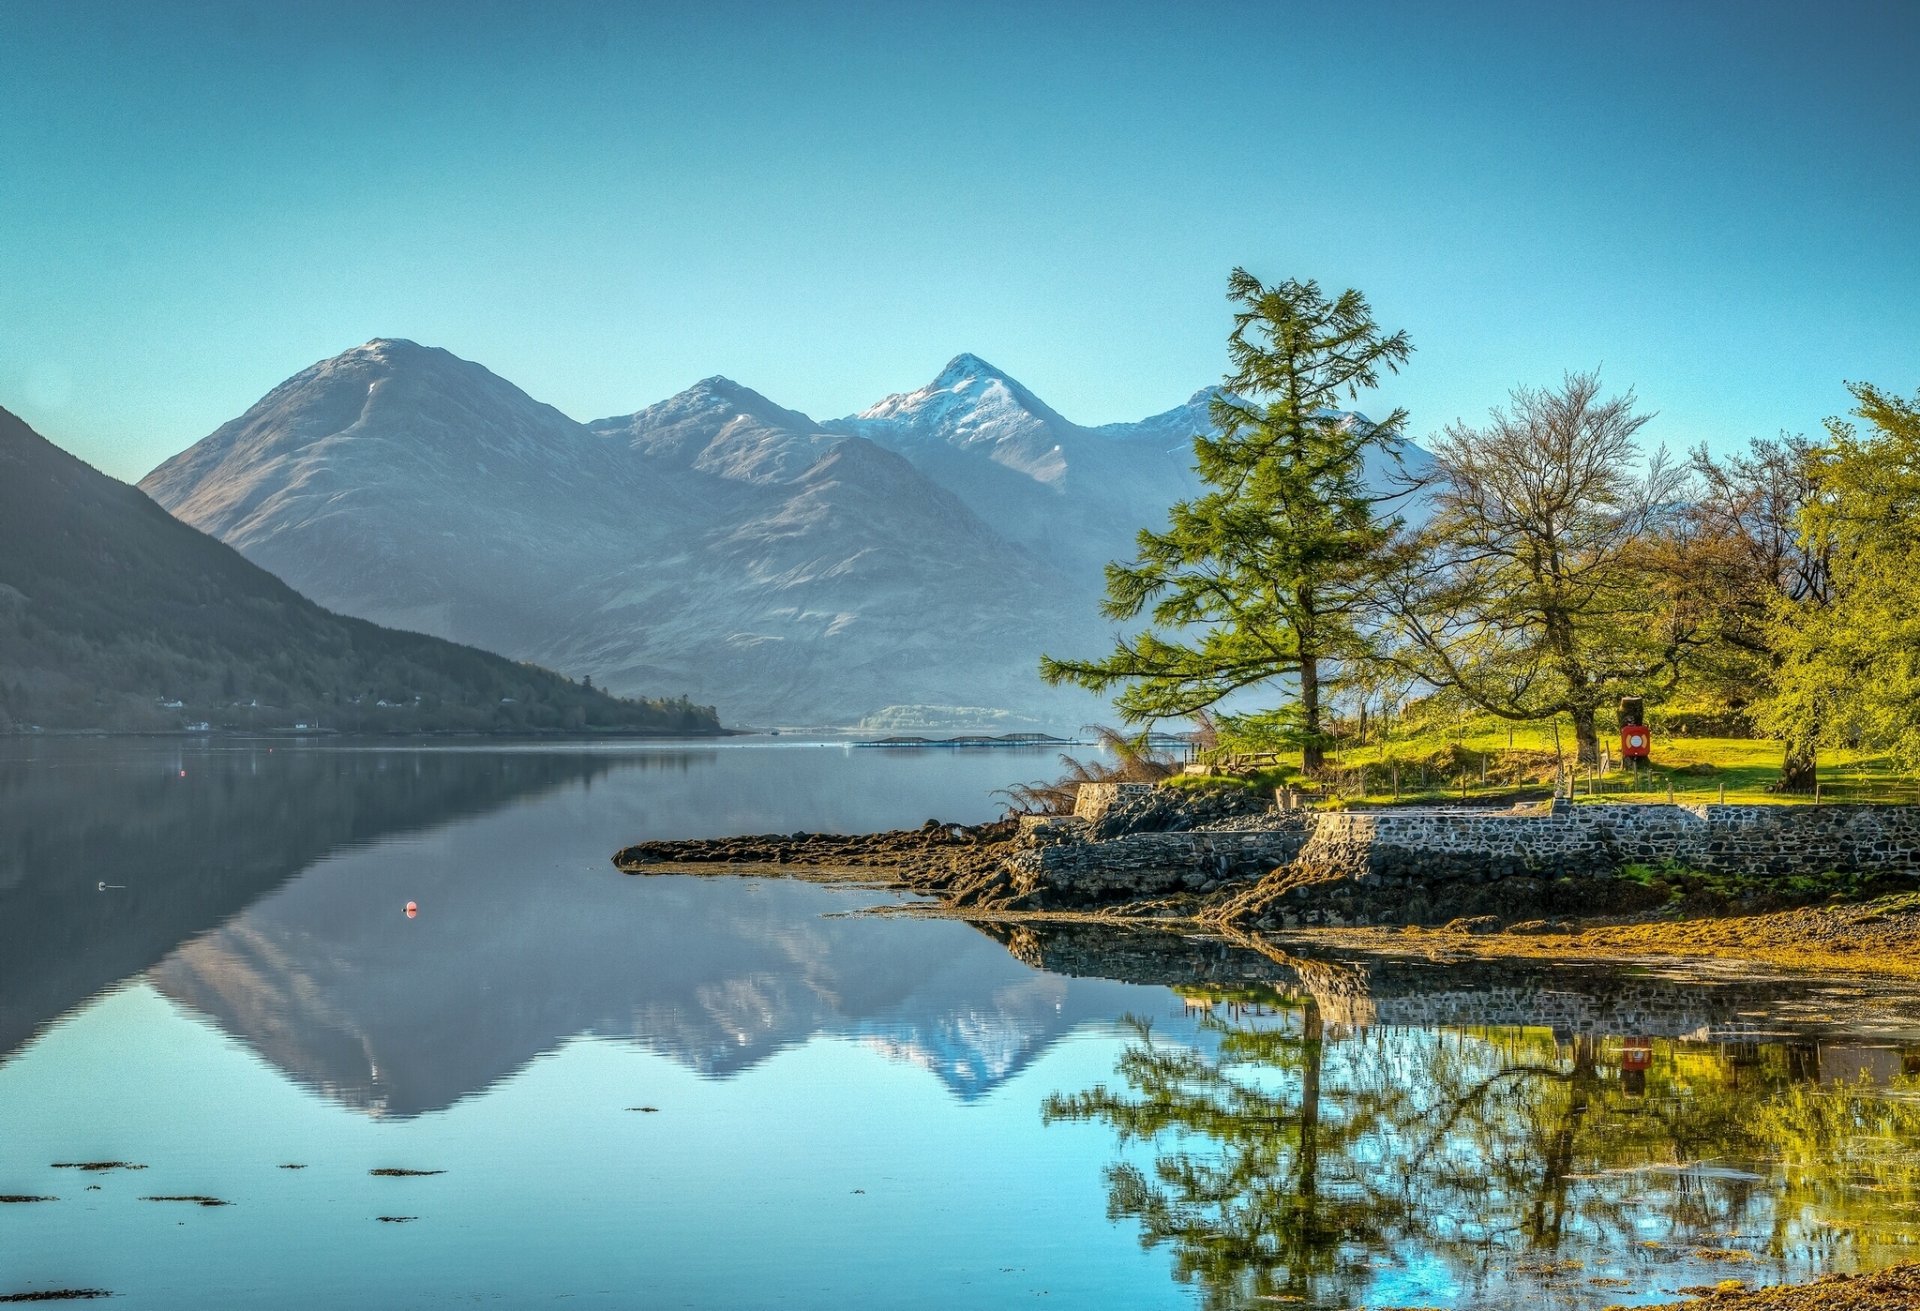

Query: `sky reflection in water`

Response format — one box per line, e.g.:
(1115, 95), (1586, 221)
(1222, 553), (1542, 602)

(2, 739), (1919, 1309)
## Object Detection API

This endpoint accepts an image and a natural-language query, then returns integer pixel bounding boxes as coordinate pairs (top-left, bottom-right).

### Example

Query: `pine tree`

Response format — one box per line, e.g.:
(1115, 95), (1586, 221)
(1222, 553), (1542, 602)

(1040, 270), (1414, 771)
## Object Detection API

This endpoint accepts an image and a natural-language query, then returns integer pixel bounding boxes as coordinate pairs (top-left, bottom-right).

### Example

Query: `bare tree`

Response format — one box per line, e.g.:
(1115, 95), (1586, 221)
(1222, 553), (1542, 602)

(1388, 372), (1688, 764)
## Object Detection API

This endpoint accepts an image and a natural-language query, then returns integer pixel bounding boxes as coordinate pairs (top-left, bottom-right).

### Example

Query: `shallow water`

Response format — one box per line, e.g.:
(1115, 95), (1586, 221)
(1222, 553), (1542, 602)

(3, 738), (1919, 1308)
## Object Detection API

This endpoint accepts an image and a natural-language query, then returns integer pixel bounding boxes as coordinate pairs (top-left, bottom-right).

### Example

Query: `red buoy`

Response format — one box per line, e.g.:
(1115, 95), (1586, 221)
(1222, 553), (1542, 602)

(404, 901), (418, 918)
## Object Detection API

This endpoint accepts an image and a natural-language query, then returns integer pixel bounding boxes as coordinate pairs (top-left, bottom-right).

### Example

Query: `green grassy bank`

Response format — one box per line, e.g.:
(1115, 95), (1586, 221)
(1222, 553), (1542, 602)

(1180, 713), (1920, 808)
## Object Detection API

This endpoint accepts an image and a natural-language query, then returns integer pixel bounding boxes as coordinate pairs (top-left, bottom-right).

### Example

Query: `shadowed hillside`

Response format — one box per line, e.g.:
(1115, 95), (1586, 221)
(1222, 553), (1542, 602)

(0, 405), (719, 734)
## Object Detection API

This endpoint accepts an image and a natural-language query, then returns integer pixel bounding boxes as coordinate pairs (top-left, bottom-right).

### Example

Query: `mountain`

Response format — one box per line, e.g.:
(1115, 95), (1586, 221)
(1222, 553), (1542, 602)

(831, 360), (1432, 571)
(140, 339), (648, 658)
(576, 377), (1073, 724)
(1090, 386), (1224, 445)
(140, 342), (1428, 728)
(825, 354), (1204, 582)
(0, 404), (714, 734)
(144, 345), (1087, 727)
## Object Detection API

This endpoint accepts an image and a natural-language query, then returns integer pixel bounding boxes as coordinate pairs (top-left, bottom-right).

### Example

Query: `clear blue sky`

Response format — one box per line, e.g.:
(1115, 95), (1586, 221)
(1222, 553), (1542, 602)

(2, 0), (1915, 482)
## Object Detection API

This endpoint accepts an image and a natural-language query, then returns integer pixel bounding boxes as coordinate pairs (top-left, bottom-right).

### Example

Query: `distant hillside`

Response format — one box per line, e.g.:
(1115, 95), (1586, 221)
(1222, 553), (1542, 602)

(0, 405), (720, 735)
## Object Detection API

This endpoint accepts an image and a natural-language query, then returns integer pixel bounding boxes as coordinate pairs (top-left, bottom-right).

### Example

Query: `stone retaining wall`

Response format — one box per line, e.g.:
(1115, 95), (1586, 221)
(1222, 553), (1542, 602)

(1072, 782), (1160, 823)
(1015, 789), (1920, 916)
(1298, 802), (1920, 882)
(1007, 827), (1306, 903)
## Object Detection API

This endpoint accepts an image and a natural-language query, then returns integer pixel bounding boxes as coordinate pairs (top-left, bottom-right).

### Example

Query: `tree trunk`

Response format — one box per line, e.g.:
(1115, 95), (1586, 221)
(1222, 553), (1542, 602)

(1570, 703), (1600, 766)
(1530, 1040), (1596, 1246)
(1778, 738), (1817, 794)
(1300, 655), (1324, 773)
(1298, 1000), (1323, 1197)
(1282, 999), (1325, 1305)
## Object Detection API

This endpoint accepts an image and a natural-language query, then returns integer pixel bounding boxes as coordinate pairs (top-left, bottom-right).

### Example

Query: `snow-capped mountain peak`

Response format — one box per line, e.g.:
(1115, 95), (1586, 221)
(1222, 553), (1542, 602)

(931, 352), (1010, 387)
(834, 353), (1078, 486)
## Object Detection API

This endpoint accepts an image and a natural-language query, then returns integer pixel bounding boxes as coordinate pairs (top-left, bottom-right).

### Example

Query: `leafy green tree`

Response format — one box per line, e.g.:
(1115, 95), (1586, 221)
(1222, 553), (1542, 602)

(1668, 434), (1833, 789)
(1389, 371), (1685, 764)
(1040, 270), (1415, 771)
(1758, 383), (1920, 768)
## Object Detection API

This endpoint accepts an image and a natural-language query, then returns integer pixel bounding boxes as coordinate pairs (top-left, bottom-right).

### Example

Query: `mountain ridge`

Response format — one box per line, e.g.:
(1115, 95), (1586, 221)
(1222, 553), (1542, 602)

(139, 341), (1425, 727)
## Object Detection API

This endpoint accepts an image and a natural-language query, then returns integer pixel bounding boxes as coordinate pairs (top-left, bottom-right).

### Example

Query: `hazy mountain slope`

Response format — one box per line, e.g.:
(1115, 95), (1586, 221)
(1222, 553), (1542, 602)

(579, 379), (1084, 723)
(145, 347), (1093, 726)
(592, 375), (836, 483)
(140, 339), (652, 658)
(0, 405), (714, 734)
(825, 355), (1205, 591)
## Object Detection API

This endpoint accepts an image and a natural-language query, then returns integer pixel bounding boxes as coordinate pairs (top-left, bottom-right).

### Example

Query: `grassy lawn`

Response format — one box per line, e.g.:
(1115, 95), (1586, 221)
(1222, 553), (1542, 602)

(1181, 713), (1920, 808)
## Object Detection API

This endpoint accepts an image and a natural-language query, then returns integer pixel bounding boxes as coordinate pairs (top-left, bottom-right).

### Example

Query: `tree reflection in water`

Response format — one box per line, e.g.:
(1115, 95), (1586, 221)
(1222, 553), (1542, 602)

(1045, 976), (1920, 1310)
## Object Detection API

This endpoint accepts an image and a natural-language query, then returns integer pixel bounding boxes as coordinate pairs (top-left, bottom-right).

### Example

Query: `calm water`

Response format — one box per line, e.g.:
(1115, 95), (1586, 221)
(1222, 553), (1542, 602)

(4, 738), (1920, 1308)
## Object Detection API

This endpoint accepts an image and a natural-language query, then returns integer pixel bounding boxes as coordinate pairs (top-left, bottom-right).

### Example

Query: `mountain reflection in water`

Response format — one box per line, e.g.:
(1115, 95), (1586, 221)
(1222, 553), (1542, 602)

(0, 740), (622, 1058)
(0, 738), (1145, 1111)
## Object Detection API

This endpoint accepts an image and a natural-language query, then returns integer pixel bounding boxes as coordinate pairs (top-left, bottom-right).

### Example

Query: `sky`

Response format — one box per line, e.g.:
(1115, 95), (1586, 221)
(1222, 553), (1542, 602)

(2, 0), (1916, 483)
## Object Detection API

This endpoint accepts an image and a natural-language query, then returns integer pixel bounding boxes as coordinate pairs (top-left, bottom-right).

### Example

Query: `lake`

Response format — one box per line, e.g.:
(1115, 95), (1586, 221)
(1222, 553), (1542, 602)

(4, 737), (1920, 1308)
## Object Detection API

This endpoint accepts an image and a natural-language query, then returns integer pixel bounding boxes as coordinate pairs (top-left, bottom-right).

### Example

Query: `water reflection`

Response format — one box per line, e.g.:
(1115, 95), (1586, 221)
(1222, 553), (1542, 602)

(0, 739), (1142, 1113)
(1043, 951), (1920, 1310)
(9, 741), (1920, 1307)
(147, 871), (1145, 1114)
(0, 741), (618, 1058)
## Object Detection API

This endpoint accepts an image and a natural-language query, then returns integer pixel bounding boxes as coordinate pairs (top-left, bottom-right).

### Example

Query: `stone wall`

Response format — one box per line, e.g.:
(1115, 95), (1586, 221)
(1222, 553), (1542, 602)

(1010, 788), (1920, 918)
(1007, 824), (1306, 903)
(1297, 802), (1920, 882)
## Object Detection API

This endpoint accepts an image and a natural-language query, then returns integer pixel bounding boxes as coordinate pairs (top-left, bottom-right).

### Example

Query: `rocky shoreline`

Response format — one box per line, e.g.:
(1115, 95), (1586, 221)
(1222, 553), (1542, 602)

(613, 781), (1920, 925)
(1635, 1263), (1920, 1310)
(614, 782), (1920, 976)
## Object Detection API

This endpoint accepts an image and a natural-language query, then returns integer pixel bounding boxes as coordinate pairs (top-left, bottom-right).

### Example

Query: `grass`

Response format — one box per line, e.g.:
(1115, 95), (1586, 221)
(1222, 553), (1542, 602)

(1188, 711), (1920, 808)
